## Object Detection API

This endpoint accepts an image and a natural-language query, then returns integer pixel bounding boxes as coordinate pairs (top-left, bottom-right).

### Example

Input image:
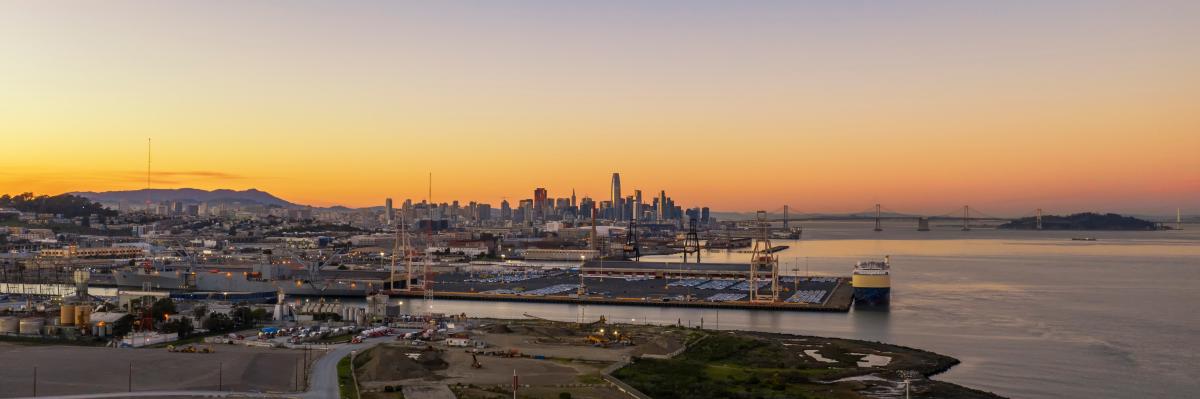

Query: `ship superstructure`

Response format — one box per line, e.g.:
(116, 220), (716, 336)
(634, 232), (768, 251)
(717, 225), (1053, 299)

(851, 256), (891, 306)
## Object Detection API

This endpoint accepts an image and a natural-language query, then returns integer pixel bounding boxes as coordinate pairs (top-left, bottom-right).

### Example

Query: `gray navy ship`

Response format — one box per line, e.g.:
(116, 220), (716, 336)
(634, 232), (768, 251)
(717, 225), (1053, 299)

(112, 261), (379, 297)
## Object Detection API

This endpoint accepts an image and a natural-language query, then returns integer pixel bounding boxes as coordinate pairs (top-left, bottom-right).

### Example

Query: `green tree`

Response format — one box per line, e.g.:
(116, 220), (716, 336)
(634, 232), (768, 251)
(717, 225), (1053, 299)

(203, 313), (235, 332)
(192, 305), (208, 320)
(149, 298), (177, 321)
(251, 307), (271, 321)
(231, 306), (256, 327)
(112, 314), (136, 337)
(162, 317), (194, 337)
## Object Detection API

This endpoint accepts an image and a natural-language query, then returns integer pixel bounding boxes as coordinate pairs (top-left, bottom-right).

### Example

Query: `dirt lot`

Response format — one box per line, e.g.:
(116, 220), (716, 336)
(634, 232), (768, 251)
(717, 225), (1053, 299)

(356, 318), (684, 399)
(0, 342), (315, 398)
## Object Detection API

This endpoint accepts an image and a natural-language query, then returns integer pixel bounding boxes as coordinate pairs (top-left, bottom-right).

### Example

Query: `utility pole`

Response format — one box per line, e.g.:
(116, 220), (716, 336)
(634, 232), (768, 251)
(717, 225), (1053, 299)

(1036, 208), (1043, 230)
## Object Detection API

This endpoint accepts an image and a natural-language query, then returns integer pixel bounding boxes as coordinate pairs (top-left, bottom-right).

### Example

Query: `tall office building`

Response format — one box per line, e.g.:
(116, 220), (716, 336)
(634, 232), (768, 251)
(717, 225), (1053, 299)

(476, 203), (491, 221)
(534, 188), (548, 220)
(385, 198), (394, 225)
(611, 173), (622, 221)
(500, 199), (512, 221)
(633, 190), (643, 221)
(519, 199), (534, 225)
(658, 190), (667, 221)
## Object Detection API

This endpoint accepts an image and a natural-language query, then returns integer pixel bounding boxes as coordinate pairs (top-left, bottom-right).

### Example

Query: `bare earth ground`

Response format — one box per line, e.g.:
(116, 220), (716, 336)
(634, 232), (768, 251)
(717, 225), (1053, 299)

(357, 318), (684, 399)
(0, 342), (315, 398)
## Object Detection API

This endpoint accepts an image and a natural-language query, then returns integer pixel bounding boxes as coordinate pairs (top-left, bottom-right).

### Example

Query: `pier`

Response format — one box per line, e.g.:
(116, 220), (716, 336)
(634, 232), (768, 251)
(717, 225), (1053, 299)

(391, 262), (854, 312)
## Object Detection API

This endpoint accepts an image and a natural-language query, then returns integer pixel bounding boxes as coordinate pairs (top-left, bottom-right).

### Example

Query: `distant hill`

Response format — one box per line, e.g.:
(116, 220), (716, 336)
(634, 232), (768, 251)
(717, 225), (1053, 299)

(0, 193), (116, 219)
(999, 212), (1160, 230)
(73, 188), (297, 207)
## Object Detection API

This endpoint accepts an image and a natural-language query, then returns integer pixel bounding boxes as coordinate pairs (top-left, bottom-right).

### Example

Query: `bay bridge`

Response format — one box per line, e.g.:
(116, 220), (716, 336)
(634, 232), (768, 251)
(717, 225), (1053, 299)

(729, 204), (1054, 231)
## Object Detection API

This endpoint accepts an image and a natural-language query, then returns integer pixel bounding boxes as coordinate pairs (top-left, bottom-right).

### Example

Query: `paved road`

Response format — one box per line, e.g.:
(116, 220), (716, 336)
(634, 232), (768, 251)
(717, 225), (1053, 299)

(16, 337), (391, 399)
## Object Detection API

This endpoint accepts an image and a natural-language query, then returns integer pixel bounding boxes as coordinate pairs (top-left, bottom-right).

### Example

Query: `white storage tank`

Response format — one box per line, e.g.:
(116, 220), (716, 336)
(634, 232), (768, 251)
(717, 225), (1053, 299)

(19, 318), (45, 335)
(0, 316), (18, 334)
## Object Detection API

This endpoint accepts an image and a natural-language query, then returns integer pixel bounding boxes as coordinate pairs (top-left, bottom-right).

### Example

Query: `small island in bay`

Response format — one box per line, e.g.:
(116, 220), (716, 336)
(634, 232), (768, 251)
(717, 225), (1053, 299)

(999, 212), (1161, 230)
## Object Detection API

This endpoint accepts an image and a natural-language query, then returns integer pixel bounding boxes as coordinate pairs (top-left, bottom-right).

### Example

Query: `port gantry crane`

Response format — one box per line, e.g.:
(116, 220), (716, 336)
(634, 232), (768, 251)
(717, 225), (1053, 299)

(682, 217), (702, 263)
(286, 248), (350, 293)
(623, 220), (640, 261)
(388, 213), (417, 293)
(748, 211), (780, 303)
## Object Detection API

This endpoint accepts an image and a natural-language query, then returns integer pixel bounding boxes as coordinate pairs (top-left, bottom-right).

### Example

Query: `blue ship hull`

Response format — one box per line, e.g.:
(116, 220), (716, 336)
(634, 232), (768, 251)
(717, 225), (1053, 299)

(853, 287), (890, 306)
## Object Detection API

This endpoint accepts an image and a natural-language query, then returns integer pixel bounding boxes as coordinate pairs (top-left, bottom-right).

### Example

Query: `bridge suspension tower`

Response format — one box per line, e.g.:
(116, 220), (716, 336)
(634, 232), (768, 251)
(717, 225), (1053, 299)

(874, 204), (883, 232)
(961, 206), (971, 231)
(783, 205), (790, 230)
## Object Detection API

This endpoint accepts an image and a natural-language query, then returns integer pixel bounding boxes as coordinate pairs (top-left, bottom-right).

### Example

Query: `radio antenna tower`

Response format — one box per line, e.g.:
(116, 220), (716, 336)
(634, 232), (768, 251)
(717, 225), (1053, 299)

(748, 211), (779, 303)
(146, 138), (151, 189)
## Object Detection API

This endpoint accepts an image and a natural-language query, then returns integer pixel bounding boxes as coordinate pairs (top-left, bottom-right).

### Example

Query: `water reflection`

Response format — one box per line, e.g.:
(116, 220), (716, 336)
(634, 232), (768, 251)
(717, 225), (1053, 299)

(311, 223), (1200, 399)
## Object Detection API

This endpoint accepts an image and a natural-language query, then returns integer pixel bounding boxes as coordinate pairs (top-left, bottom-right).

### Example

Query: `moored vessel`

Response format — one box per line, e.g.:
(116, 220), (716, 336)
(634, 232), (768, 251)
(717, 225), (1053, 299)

(851, 256), (891, 306)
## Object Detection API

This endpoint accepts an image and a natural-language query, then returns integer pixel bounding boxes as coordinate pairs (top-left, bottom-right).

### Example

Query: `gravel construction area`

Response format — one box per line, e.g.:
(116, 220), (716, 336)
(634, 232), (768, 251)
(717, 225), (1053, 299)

(355, 318), (684, 398)
(0, 342), (313, 398)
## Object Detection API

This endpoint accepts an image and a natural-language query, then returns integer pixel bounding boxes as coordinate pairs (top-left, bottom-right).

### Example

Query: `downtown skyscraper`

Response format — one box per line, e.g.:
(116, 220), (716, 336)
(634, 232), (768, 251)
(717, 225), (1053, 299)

(611, 172), (623, 221)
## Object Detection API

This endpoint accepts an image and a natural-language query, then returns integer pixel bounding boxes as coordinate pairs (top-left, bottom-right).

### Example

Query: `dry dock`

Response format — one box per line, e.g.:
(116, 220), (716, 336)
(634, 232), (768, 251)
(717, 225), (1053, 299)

(391, 261), (854, 312)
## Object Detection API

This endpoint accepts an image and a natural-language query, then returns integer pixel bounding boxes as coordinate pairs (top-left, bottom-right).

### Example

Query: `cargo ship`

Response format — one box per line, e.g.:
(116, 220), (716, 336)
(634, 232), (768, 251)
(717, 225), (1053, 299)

(851, 256), (890, 306)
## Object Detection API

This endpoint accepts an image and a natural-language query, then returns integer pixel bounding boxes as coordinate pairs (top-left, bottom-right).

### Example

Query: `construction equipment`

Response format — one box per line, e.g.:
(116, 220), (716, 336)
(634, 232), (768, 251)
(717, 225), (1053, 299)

(471, 353), (482, 369)
(166, 344), (213, 353)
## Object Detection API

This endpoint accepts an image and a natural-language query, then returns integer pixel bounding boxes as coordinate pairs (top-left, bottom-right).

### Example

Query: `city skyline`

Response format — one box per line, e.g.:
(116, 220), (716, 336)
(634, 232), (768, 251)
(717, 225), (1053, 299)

(2, 2), (1198, 214)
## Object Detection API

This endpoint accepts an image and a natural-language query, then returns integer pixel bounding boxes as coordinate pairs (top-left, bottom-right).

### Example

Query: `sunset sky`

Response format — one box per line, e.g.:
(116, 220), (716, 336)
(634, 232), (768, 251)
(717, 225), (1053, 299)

(1, 1), (1197, 215)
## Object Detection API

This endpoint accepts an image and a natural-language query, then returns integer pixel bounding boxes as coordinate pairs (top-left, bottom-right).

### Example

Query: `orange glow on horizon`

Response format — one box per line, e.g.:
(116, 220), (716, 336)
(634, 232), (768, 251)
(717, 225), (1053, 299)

(0, 2), (1197, 215)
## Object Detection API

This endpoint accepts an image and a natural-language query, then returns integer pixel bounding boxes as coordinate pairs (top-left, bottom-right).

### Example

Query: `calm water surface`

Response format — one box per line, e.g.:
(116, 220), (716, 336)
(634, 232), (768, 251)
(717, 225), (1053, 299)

(371, 221), (1199, 398)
